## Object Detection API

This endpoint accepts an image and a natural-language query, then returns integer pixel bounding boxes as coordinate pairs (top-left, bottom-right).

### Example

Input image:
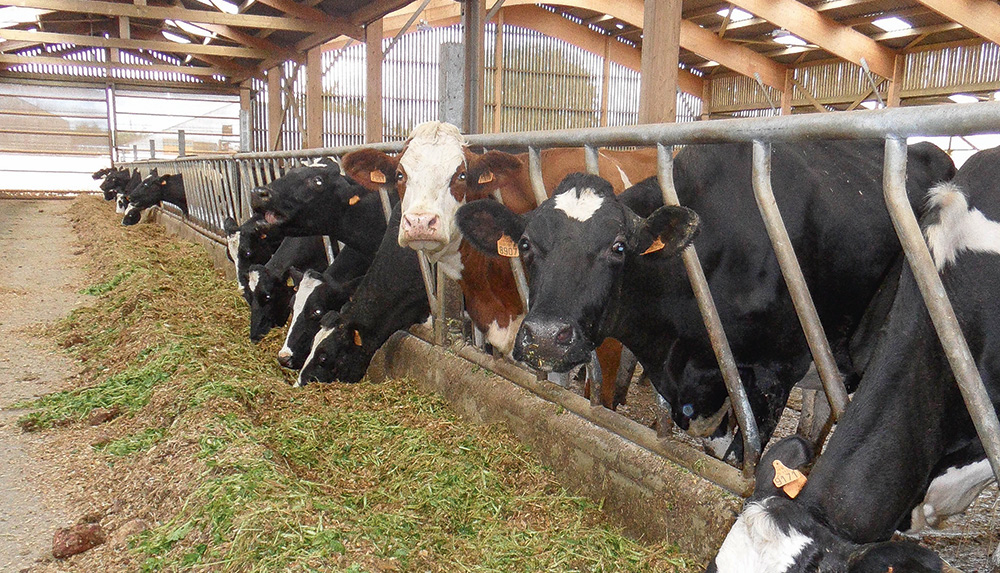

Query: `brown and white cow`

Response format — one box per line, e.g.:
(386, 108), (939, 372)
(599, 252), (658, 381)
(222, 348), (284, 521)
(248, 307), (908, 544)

(357, 121), (655, 407)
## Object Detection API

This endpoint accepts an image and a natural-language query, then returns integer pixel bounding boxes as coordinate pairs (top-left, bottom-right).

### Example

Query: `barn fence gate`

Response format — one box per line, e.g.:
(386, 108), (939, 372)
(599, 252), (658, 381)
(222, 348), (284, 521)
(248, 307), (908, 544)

(121, 102), (1000, 496)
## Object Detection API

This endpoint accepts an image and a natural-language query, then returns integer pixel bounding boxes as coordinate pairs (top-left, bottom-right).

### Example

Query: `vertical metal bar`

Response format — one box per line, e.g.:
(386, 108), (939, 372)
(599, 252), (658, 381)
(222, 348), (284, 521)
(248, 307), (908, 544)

(751, 140), (849, 420)
(527, 146), (548, 206)
(657, 143), (761, 475)
(418, 252), (439, 314)
(883, 136), (1000, 483)
(584, 144), (599, 175)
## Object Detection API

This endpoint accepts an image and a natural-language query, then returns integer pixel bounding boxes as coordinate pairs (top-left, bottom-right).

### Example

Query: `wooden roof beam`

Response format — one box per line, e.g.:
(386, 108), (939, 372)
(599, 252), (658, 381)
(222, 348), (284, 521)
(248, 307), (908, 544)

(252, 0), (362, 40)
(0, 53), (227, 79)
(196, 23), (296, 59)
(0, 28), (270, 58)
(915, 0), (1000, 47)
(726, 0), (897, 78)
(679, 19), (785, 89)
(2, 0), (329, 32)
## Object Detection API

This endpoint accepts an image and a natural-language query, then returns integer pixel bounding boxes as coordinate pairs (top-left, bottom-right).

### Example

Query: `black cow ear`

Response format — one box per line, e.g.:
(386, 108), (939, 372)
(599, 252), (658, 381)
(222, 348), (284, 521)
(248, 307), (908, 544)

(288, 267), (304, 286)
(457, 199), (526, 258)
(223, 217), (239, 235)
(635, 206), (699, 258)
(750, 436), (814, 501)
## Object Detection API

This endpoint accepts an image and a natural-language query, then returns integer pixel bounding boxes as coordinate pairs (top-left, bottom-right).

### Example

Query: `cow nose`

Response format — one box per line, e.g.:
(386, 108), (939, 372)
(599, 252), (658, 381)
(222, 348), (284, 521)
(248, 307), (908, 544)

(401, 213), (440, 234)
(277, 350), (293, 368)
(515, 318), (580, 369)
(250, 187), (270, 209)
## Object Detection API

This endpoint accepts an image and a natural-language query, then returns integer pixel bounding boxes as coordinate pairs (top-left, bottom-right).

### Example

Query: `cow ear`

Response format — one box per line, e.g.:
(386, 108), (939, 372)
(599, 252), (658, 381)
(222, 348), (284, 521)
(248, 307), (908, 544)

(223, 217), (239, 236)
(750, 436), (814, 501)
(288, 267), (304, 286)
(150, 168), (159, 176)
(635, 206), (699, 258)
(457, 199), (526, 258)
(341, 148), (399, 191)
(472, 151), (522, 186)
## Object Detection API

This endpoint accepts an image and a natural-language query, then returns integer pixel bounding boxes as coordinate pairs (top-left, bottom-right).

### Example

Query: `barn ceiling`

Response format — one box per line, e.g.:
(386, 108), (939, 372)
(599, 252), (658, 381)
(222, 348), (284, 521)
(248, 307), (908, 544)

(0, 0), (997, 103)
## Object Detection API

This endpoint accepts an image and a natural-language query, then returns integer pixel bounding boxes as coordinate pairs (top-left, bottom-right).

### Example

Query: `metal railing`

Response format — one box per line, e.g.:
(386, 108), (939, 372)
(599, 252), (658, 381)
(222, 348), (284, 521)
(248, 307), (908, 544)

(121, 101), (1000, 486)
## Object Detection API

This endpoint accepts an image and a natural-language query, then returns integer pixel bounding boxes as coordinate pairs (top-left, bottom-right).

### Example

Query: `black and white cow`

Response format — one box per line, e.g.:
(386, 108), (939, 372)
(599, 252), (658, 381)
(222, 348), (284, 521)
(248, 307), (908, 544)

(223, 214), (284, 305)
(457, 141), (955, 460)
(95, 167), (131, 201)
(277, 246), (370, 369)
(707, 147), (1000, 571)
(707, 437), (954, 572)
(122, 172), (187, 226)
(249, 157), (395, 260)
(297, 204), (429, 385)
(246, 236), (329, 342)
(116, 169), (144, 214)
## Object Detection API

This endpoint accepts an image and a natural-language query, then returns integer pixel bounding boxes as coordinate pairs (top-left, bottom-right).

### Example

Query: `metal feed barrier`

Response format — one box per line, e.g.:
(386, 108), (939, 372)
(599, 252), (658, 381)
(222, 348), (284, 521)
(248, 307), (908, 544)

(122, 102), (1000, 489)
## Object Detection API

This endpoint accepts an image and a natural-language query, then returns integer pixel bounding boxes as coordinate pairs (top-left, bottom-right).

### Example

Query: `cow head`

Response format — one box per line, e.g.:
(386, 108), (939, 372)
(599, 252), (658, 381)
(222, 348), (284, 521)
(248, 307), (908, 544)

(247, 264), (295, 342)
(278, 269), (359, 370)
(457, 173), (699, 373)
(297, 311), (372, 385)
(100, 167), (132, 200)
(121, 170), (172, 226)
(394, 121), (523, 265)
(250, 158), (378, 237)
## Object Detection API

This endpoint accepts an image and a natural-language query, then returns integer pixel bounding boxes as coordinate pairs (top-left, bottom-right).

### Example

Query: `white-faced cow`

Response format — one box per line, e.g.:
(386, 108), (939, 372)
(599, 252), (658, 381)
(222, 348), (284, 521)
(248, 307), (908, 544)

(298, 204), (429, 385)
(122, 172), (187, 226)
(277, 246), (370, 369)
(457, 141), (956, 460)
(347, 121), (655, 407)
(223, 214), (285, 305)
(246, 236), (330, 342)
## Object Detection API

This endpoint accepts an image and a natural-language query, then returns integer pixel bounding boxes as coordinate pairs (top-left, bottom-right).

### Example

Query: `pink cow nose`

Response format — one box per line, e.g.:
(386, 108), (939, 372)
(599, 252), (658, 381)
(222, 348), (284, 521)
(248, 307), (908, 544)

(401, 213), (440, 237)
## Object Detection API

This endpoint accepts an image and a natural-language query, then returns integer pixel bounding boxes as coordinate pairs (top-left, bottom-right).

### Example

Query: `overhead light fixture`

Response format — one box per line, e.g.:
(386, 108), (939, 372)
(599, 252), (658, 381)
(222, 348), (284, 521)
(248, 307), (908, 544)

(772, 30), (807, 46)
(173, 20), (215, 38)
(871, 17), (912, 33)
(948, 93), (979, 104)
(210, 0), (239, 14)
(162, 29), (192, 44)
(716, 7), (754, 22)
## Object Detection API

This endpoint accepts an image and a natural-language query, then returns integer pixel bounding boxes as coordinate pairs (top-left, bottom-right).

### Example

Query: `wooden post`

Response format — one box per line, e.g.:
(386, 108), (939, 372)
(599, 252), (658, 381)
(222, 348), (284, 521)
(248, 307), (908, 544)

(365, 18), (383, 143)
(463, 0), (486, 133)
(886, 54), (905, 108)
(780, 69), (793, 115)
(239, 80), (251, 152)
(638, 0), (682, 124)
(267, 66), (283, 151)
(491, 9), (504, 133)
(700, 78), (712, 120)
(306, 46), (323, 148)
(600, 34), (611, 127)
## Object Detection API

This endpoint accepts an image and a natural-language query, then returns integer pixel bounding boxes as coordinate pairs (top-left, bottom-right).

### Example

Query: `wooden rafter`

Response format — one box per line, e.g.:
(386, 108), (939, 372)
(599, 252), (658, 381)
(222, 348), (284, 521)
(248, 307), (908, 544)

(0, 28), (269, 58)
(679, 19), (785, 89)
(2, 0), (329, 32)
(915, 0), (1000, 47)
(0, 53), (226, 79)
(725, 0), (897, 78)
(252, 0), (361, 40)
(194, 23), (295, 59)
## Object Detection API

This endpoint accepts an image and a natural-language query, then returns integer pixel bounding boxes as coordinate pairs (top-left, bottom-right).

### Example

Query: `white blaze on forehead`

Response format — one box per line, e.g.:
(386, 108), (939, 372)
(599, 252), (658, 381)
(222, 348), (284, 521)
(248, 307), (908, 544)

(398, 121), (467, 243)
(712, 499), (811, 572)
(297, 326), (335, 387)
(248, 270), (260, 293)
(925, 182), (1000, 270)
(554, 187), (604, 222)
(116, 193), (128, 214)
(123, 204), (139, 219)
(281, 274), (324, 358)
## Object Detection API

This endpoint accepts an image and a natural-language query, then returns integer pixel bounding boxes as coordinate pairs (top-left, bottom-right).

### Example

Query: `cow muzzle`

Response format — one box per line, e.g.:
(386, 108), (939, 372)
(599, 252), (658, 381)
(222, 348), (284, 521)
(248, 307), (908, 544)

(399, 212), (446, 250)
(513, 318), (590, 372)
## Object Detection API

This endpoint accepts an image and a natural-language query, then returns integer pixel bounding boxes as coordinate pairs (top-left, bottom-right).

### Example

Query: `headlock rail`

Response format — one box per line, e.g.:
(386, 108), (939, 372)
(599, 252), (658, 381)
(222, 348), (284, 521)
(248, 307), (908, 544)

(122, 101), (1000, 489)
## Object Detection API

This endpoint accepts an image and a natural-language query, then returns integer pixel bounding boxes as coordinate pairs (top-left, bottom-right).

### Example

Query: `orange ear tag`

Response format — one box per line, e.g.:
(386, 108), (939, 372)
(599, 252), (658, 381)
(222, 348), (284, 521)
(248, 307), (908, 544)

(286, 276), (296, 288)
(497, 234), (519, 258)
(370, 170), (387, 184)
(478, 171), (495, 184)
(642, 237), (665, 255)
(353, 330), (363, 346)
(772, 460), (808, 499)
(348, 195), (360, 205)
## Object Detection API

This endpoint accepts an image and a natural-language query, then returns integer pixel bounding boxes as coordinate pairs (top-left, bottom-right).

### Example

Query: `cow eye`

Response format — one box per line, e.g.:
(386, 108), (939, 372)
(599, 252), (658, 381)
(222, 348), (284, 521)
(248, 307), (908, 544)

(611, 241), (626, 255)
(313, 308), (323, 316)
(312, 176), (324, 186)
(458, 172), (467, 181)
(396, 170), (405, 181)
(263, 293), (271, 302)
(518, 238), (530, 252)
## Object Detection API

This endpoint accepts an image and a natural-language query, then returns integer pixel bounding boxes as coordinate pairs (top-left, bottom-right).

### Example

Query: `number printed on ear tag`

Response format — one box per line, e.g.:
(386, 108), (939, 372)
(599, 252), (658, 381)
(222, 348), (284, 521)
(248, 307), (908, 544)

(497, 234), (519, 258)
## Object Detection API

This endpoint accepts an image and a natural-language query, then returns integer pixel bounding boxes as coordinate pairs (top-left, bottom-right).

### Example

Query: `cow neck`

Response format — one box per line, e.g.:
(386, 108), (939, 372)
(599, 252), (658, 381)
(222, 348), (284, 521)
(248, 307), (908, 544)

(163, 175), (188, 213)
(797, 272), (974, 542)
(334, 192), (391, 258)
(602, 254), (697, 373)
